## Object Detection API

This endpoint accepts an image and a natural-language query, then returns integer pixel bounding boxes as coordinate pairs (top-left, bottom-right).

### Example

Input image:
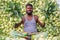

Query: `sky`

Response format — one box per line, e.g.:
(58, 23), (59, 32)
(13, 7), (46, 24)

(56, 0), (60, 8)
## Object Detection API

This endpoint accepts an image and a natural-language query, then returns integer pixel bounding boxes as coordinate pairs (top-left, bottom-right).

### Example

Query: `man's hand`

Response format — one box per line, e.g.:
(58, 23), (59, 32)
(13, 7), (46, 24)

(14, 16), (24, 28)
(37, 19), (45, 28)
(14, 23), (19, 28)
(34, 15), (45, 27)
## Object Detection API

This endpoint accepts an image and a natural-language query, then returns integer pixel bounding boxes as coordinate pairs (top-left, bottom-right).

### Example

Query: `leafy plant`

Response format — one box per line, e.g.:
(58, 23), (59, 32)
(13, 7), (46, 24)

(5, 1), (23, 18)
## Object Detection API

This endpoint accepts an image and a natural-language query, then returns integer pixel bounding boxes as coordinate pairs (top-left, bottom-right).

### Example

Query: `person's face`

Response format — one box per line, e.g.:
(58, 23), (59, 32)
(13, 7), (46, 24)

(26, 6), (33, 15)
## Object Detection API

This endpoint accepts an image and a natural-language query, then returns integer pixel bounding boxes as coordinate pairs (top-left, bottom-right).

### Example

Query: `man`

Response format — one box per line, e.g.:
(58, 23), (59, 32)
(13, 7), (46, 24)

(14, 3), (45, 34)
(14, 3), (45, 40)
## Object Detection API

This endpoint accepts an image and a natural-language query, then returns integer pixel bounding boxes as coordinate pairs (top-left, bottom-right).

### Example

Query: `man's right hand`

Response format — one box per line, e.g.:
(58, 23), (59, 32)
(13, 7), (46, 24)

(14, 16), (24, 28)
(14, 23), (19, 28)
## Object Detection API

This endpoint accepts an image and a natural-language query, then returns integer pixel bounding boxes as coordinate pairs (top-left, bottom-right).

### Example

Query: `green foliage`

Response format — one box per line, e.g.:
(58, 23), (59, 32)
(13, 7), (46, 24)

(5, 0), (23, 18)
(0, 0), (60, 40)
(37, 0), (60, 36)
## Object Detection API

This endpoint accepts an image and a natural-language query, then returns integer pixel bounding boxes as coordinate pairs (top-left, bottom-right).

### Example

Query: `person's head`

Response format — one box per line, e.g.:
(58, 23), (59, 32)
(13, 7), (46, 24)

(26, 3), (33, 15)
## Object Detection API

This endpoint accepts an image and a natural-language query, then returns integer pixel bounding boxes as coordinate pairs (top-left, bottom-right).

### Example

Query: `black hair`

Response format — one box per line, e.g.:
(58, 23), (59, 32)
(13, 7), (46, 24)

(26, 3), (33, 8)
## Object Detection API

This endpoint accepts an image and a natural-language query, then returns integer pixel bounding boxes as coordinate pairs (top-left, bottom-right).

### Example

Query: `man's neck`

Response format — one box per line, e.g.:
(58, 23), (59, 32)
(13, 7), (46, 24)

(27, 14), (33, 17)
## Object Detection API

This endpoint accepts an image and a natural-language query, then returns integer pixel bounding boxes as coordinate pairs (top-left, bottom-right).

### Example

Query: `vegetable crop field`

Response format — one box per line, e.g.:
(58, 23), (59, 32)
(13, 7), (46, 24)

(0, 0), (60, 40)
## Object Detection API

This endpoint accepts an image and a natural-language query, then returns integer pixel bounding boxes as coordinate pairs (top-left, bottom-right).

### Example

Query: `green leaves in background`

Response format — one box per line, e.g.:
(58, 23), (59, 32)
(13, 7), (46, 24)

(5, 1), (23, 18)
(40, 0), (58, 19)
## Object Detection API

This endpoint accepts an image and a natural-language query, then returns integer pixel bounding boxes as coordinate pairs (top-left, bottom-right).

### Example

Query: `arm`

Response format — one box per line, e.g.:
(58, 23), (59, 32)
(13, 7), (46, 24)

(35, 16), (45, 28)
(14, 16), (24, 28)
